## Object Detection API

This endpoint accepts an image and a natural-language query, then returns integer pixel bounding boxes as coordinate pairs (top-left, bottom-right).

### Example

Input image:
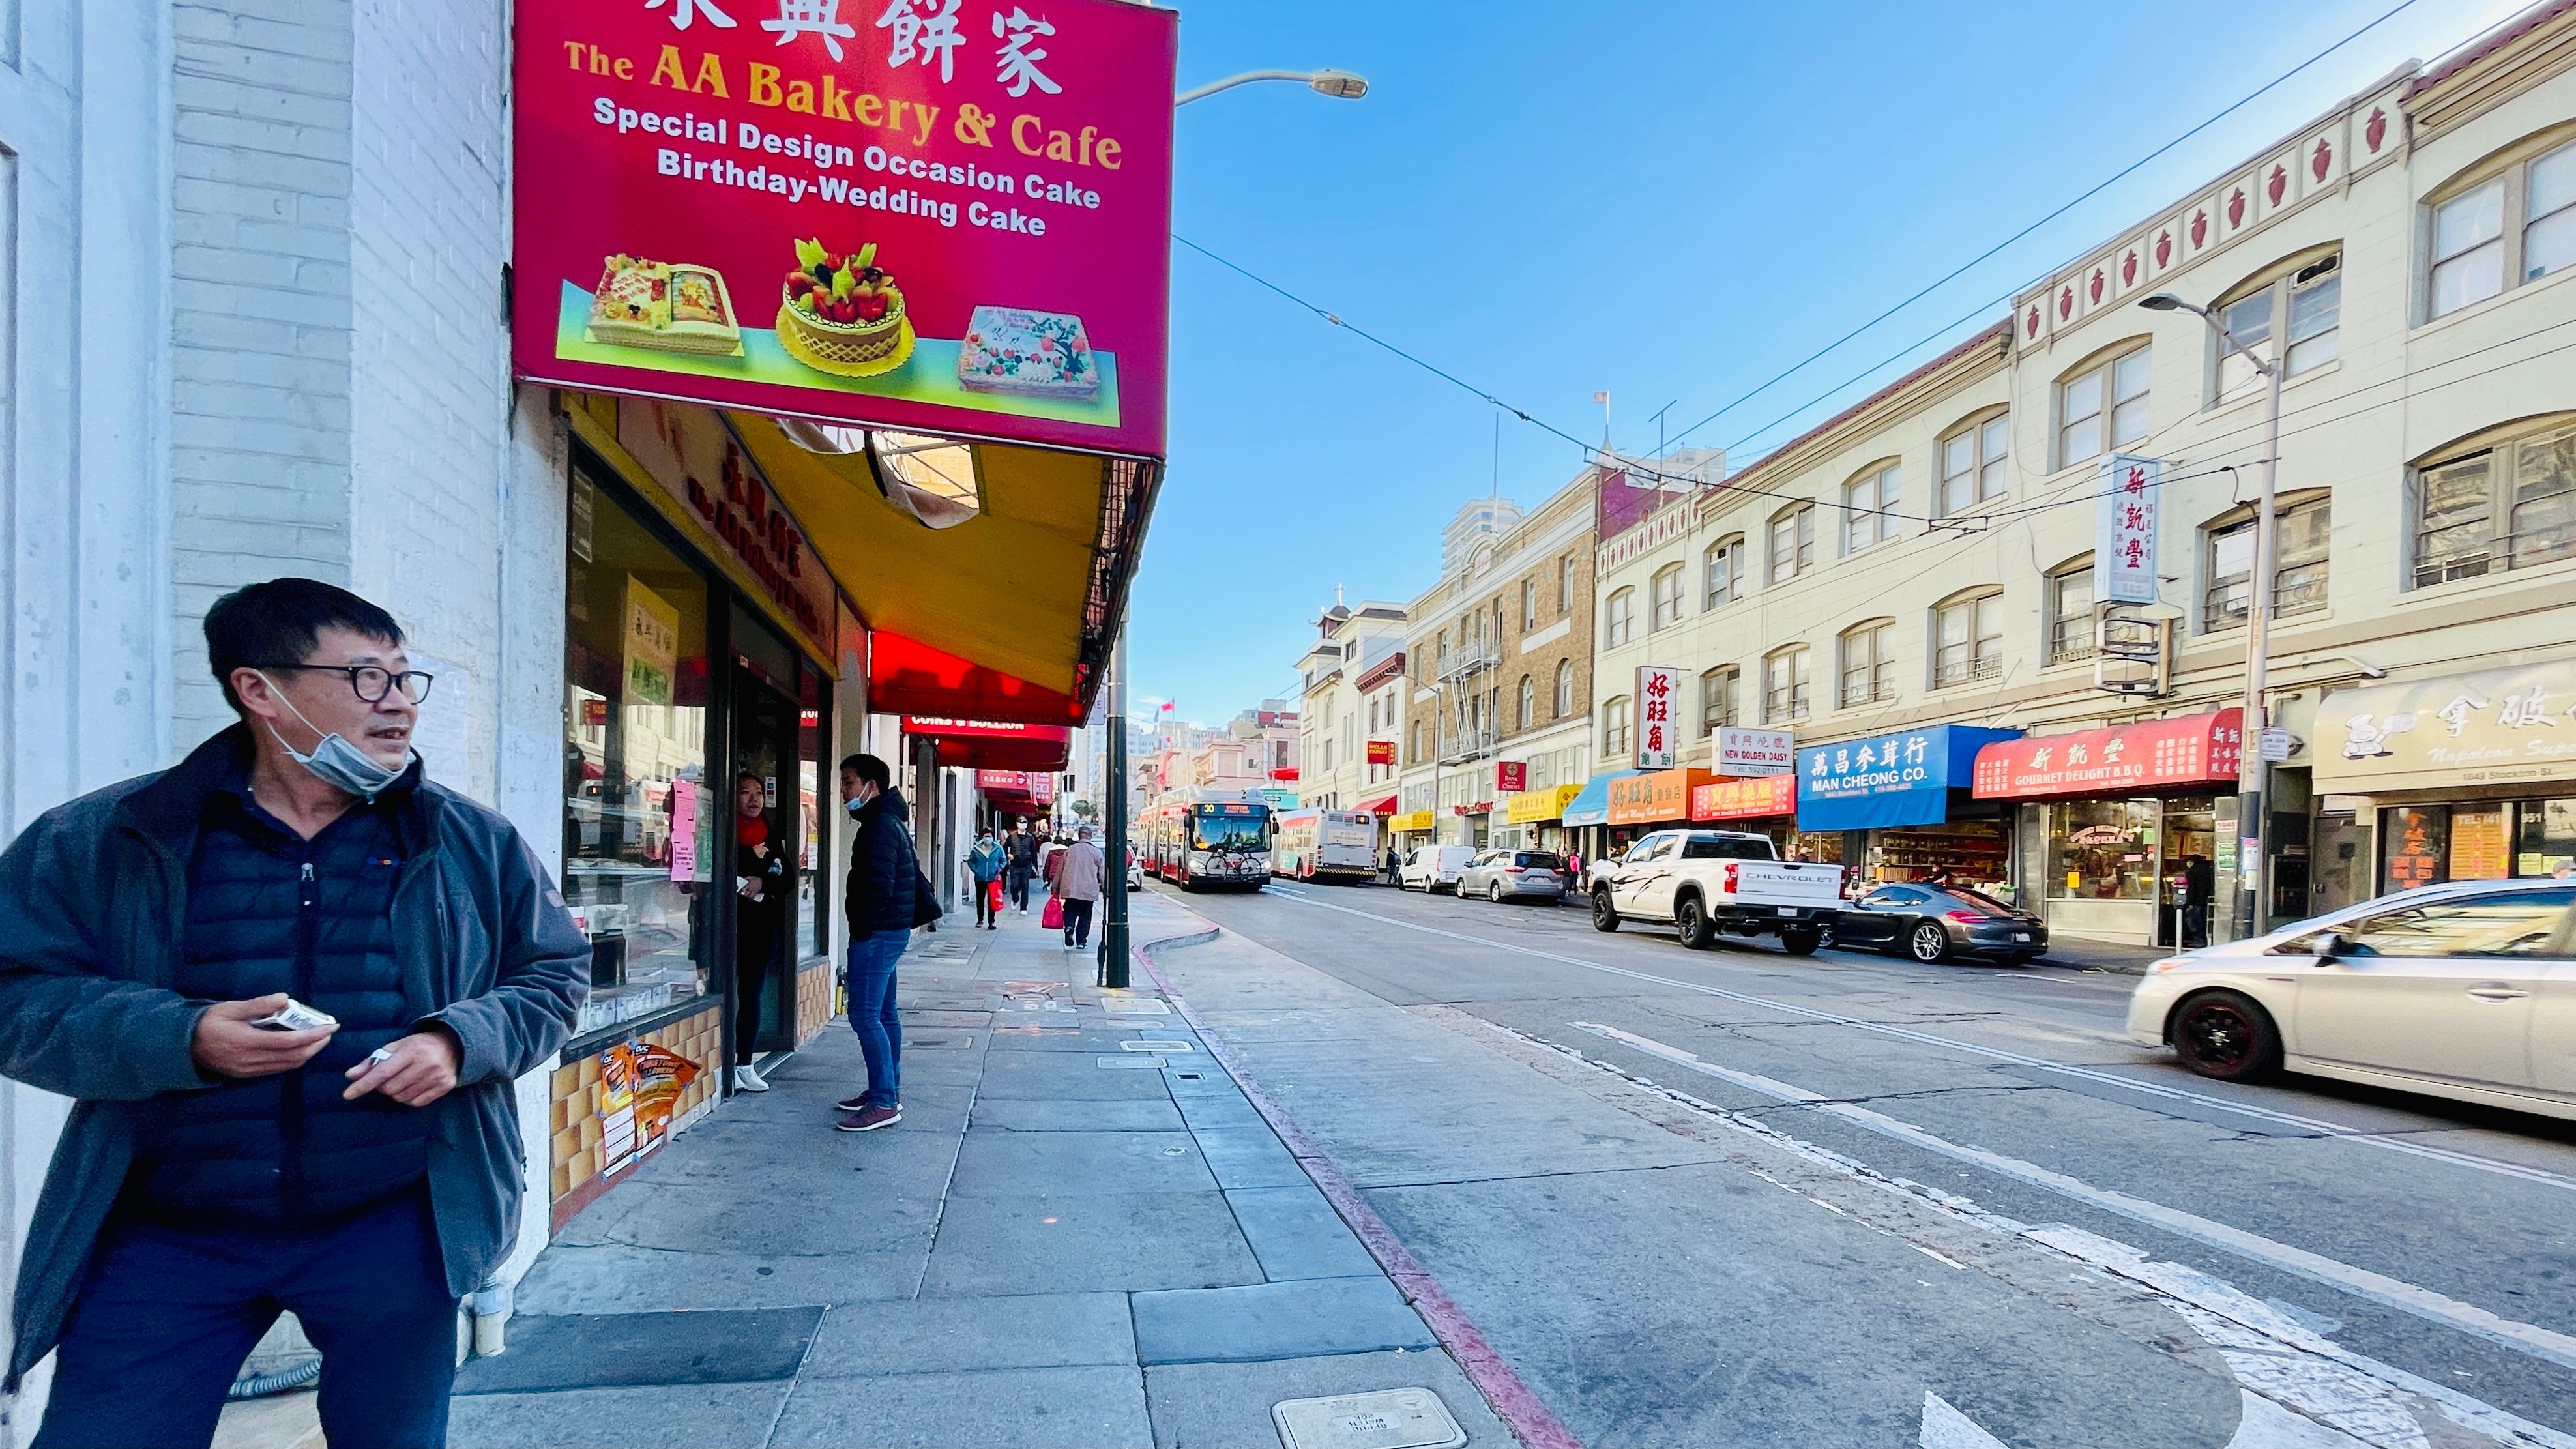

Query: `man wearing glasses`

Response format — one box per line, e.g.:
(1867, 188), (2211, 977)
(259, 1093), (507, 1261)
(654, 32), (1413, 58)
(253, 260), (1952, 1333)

(0, 577), (588, 1448)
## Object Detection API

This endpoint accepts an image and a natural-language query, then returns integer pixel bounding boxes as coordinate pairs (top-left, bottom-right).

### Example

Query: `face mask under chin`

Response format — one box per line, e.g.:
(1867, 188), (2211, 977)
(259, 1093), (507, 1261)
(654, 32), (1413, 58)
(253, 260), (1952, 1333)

(257, 673), (411, 802)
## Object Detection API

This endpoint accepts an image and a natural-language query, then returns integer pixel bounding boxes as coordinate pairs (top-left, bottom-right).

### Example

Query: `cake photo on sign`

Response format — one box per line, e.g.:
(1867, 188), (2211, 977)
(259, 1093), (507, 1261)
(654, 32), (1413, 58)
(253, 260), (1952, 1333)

(585, 255), (744, 357)
(776, 238), (914, 379)
(957, 306), (1100, 401)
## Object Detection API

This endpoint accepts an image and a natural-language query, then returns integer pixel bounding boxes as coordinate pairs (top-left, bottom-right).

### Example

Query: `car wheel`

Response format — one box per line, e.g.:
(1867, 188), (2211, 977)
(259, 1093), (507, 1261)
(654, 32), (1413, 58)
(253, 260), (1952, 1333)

(1779, 927), (1821, 956)
(1590, 888), (1621, 933)
(2171, 989), (2282, 1081)
(1907, 920), (1952, 963)
(1676, 894), (1716, 950)
(1489, 882), (1504, 904)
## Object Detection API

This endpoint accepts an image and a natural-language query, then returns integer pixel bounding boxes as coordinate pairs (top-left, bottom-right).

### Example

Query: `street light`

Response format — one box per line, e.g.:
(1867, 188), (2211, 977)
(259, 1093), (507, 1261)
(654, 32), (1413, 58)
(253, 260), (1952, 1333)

(2140, 290), (2281, 942)
(1174, 68), (1369, 107)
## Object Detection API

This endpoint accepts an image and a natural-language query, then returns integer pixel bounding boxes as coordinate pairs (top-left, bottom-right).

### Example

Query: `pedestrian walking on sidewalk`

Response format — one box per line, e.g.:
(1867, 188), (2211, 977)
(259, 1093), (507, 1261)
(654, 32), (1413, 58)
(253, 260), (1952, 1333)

(967, 827), (1004, 930)
(1383, 843), (1399, 885)
(0, 578), (588, 1449)
(731, 771), (788, 1093)
(1051, 825), (1107, 950)
(1003, 817), (1038, 915)
(837, 754), (917, 1132)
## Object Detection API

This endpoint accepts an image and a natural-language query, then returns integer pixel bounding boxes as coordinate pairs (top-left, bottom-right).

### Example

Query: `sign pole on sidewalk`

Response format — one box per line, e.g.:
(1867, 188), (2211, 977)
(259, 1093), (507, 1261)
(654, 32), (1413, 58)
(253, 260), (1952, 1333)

(1101, 628), (1131, 989)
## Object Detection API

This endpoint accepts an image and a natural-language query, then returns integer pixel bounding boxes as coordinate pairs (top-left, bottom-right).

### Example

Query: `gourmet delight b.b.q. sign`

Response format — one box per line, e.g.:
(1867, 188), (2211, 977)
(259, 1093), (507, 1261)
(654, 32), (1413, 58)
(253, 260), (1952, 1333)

(511, 0), (1177, 458)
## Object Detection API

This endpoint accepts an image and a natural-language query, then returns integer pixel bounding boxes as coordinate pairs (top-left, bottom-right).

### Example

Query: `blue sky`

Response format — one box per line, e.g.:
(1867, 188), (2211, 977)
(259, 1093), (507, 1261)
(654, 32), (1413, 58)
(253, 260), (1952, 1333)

(1128, 0), (2519, 727)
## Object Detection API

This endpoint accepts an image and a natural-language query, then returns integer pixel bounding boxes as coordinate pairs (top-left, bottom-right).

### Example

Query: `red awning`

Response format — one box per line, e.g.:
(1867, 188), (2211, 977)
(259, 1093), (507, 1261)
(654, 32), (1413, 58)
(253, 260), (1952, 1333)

(870, 632), (1085, 725)
(1359, 794), (1398, 815)
(905, 717), (1073, 772)
(1970, 709), (2244, 800)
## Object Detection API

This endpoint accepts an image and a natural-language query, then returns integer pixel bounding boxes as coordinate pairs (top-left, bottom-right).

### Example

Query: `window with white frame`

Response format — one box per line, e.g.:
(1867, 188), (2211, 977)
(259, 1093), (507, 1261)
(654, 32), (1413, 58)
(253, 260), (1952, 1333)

(1761, 647), (1810, 724)
(1843, 465), (1900, 552)
(1517, 675), (1535, 731)
(2428, 134), (2576, 320)
(1648, 563), (1685, 631)
(2049, 563), (2098, 664)
(2414, 418), (2576, 587)
(1940, 413), (2010, 515)
(1699, 666), (1738, 734)
(1559, 552), (1575, 611)
(2216, 254), (2340, 400)
(2058, 345), (2150, 468)
(1838, 621), (1896, 707)
(1520, 577), (1535, 632)
(1768, 505), (1817, 584)
(1602, 695), (1632, 757)
(2206, 495), (2332, 628)
(1555, 659), (1574, 718)
(1703, 535), (1744, 608)
(1933, 591), (2004, 686)
(1604, 587), (1635, 647)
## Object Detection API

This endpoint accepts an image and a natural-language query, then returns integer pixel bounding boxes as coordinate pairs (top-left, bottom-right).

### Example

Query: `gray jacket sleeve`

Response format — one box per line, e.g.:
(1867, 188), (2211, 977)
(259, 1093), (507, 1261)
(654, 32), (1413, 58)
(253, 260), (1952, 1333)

(0, 806), (211, 1101)
(424, 828), (590, 1087)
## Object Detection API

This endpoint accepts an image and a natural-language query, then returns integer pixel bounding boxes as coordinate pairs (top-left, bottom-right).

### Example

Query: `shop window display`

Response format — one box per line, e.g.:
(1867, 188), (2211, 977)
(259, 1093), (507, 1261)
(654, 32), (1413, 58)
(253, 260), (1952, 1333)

(2049, 799), (2159, 900)
(2515, 797), (2576, 877)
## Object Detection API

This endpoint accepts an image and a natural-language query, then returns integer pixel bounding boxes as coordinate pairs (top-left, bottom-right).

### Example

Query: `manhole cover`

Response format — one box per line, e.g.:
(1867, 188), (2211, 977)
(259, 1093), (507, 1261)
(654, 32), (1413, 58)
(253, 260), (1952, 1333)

(1272, 1388), (1464, 1449)
(1098, 999), (1169, 1015)
(1122, 1040), (1193, 1053)
(905, 1036), (970, 1049)
(1095, 1055), (1164, 1069)
(1001, 982), (1062, 995)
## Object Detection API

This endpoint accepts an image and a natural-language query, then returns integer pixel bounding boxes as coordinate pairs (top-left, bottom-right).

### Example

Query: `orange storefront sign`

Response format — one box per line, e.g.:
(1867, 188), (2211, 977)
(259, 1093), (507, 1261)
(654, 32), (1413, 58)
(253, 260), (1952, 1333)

(1690, 774), (1796, 821)
(1609, 769), (1714, 826)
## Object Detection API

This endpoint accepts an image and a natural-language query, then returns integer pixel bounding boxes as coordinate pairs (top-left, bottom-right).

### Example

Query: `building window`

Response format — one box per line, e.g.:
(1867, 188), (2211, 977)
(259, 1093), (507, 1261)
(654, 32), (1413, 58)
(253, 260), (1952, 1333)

(1933, 591), (2004, 687)
(1940, 413), (2010, 514)
(1559, 552), (1575, 611)
(1843, 465), (1900, 552)
(1520, 578), (1536, 631)
(1517, 675), (1535, 731)
(1761, 648), (1810, 724)
(1602, 695), (1632, 757)
(1838, 621), (1896, 707)
(2058, 345), (2150, 468)
(1604, 587), (1635, 647)
(2429, 136), (2576, 319)
(1648, 563), (1685, 631)
(1703, 536), (1743, 608)
(2217, 254), (2340, 401)
(2049, 563), (2097, 664)
(1699, 667), (1738, 734)
(2206, 495), (2332, 628)
(1768, 505), (1816, 584)
(1555, 659), (1574, 718)
(2415, 419), (2576, 586)
(1411, 721), (1422, 759)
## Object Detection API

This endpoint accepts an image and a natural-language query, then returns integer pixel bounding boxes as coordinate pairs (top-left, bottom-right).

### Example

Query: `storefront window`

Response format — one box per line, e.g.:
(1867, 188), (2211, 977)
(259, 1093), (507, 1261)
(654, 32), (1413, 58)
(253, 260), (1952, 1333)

(563, 470), (712, 1029)
(2048, 800), (2159, 900)
(2382, 804), (2449, 893)
(2514, 798), (2576, 877)
(1877, 821), (2010, 892)
(800, 674), (828, 959)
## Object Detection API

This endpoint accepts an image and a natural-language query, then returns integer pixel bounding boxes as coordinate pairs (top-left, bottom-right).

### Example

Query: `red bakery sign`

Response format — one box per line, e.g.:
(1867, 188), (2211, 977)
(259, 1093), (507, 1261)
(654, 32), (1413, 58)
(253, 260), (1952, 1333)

(1970, 709), (2243, 800)
(1690, 774), (1796, 821)
(510, 0), (1176, 458)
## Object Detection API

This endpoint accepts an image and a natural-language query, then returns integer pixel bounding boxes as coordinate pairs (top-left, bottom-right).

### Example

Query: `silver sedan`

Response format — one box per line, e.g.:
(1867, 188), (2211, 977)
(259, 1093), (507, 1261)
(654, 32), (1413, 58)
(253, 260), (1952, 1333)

(1456, 849), (1570, 903)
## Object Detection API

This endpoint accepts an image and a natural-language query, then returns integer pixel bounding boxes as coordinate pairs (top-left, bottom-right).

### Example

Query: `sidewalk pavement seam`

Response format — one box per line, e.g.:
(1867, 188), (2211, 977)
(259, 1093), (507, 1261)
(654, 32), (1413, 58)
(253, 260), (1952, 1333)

(1132, 904), (1583, 1449)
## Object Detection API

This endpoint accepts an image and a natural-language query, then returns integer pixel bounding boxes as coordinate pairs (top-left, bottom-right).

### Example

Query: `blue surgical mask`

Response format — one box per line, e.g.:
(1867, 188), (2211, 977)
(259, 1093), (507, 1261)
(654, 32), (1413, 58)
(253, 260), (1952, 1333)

(846, 797), (866, 820)
(259, 673), (410, 802)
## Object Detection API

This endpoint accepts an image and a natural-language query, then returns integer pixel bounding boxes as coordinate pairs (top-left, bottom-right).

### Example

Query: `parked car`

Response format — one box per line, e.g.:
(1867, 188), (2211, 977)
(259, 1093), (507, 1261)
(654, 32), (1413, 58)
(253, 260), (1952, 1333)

(1457, 849), (1569, 903)
(1590, 830), (1845, 954)
(1126, 845), (1142, 892)
(1399, 845), (1477, 894)
(1834, 883), (2047, 965)
(2126, 878), (2576, 1121)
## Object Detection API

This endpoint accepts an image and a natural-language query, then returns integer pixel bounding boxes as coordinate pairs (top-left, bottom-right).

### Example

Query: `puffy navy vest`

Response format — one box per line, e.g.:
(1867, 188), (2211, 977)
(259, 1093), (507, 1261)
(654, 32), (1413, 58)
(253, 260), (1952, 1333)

(130, 777), (433, 1225)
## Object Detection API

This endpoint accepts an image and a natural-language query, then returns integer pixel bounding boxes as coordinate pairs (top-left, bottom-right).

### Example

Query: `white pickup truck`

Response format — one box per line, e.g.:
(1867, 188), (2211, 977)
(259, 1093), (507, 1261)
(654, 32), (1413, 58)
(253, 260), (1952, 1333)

(1589, 828), (1846, 956)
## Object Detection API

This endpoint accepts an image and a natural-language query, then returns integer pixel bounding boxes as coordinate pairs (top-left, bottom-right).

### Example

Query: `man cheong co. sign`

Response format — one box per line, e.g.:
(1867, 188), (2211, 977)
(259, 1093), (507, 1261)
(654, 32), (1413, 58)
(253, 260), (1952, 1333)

(511, 0), (1177, 458)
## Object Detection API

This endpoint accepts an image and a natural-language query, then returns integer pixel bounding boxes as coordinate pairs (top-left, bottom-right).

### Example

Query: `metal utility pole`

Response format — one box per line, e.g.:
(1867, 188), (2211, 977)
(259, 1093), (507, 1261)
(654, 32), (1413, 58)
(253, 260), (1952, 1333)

(1099, 628), (1130, 989)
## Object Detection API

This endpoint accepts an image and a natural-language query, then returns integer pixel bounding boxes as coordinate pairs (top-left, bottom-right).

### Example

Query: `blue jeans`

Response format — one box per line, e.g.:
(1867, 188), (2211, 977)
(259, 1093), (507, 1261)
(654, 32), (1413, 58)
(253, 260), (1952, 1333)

(36, 1187), (454, 1449)
(846, 929), (907, 1108)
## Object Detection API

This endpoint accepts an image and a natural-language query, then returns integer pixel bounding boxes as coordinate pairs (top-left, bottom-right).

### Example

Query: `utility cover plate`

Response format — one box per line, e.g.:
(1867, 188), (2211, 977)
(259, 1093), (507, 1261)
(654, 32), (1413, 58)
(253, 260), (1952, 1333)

(1272, 1388), (1465, 1449)
(1122, 1040), (1193, 1053)
(1096, 997), (1169, 1014)
(1096, 1055), (1165, 1069)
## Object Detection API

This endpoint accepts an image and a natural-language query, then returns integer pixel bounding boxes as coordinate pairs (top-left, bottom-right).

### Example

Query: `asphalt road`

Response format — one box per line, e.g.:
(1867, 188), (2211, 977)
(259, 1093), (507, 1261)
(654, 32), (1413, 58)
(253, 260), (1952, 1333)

(1137, 878), (2576, 1449)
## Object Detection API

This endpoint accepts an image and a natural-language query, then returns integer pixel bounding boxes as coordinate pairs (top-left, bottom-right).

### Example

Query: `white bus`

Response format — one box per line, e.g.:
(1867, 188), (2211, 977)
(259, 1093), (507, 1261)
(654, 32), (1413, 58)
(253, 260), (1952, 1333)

(1272, 808), (1380, 884)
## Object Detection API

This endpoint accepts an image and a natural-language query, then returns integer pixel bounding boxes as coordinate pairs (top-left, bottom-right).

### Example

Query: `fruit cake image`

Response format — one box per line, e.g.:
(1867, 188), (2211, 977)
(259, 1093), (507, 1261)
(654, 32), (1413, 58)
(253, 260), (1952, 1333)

(585, 255), (744, 357)
(776, 238), (913, 377)
(956, 306), (1099, 401)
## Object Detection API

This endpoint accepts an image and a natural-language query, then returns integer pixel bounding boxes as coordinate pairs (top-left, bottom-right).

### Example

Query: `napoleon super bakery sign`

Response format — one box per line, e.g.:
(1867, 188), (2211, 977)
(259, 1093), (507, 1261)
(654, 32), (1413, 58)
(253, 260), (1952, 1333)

(512, 0), (1177, 458)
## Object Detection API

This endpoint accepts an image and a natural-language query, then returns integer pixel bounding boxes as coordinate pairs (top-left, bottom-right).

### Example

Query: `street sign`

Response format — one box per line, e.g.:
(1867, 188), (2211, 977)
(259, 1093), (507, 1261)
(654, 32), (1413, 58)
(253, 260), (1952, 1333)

(2259, 728), (2296, 763)
(1635, 665), (1678, 770)
(1714, 726), (1794, 777)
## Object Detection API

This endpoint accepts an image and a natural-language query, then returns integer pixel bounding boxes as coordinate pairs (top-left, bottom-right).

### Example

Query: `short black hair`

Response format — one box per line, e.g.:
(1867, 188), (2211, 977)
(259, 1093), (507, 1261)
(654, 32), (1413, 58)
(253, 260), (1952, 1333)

(841, 753), (891, 790)
(205, 578), (405, 714)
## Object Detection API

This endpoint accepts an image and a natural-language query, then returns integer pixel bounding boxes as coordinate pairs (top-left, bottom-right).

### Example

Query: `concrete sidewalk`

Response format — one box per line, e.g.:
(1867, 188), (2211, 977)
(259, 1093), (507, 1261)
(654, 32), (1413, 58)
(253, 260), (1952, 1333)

(445, 892), (1510, 1449)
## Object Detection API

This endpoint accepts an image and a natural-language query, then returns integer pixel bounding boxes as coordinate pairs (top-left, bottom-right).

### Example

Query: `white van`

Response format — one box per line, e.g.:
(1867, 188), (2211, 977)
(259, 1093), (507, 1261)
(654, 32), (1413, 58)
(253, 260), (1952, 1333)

(1399, 845), (1478, 894)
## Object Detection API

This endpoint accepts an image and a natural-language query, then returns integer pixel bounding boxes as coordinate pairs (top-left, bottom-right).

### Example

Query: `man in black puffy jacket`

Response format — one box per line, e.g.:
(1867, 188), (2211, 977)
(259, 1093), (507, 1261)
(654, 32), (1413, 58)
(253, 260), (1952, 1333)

(0, 578), (587, 1448)
(836, 754), (916, 1132)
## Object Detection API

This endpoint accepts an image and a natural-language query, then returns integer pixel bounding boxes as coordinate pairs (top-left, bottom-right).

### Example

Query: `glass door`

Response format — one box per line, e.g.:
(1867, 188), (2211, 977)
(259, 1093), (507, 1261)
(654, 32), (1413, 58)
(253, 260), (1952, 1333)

(727, 654), (802, 1070)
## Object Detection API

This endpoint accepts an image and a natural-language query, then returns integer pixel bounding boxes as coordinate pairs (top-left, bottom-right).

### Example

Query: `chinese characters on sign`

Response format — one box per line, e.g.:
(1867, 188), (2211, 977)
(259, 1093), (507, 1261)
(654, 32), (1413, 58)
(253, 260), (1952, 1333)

(1635, 665), (1678, 770)
(1969, 709), (2243, 800)
(2095, 454), (2161, 606)
(2316, 664), (2576, 793)
(1713, 726), (1794, 778)
(1794, 725), (2020, 832)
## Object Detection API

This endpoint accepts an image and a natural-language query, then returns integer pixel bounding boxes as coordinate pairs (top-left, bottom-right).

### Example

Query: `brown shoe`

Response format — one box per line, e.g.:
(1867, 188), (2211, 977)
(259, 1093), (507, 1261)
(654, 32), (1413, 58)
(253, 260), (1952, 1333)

(836, 1105), (901, 1132)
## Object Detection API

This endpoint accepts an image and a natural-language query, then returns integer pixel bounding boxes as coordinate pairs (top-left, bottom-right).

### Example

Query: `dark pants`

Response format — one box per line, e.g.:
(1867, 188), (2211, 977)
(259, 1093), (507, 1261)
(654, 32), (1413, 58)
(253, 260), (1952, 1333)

(734, 944), (769, 1066)
(1061, 896), (1096, 947)
(973, 879), (999, 926)
(36, 1188), (454, 1449)
(846, 929), (905, 1109)
(2182, 901), (2210, 948)
(1006, 867), (1032, 910)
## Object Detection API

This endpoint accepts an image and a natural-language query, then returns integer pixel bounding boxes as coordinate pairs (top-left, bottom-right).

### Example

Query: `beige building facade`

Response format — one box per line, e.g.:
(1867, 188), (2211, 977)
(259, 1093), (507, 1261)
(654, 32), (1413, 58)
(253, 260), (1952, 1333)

(1296, 602), (1410, 815)
(1588, 7), (2576, 944)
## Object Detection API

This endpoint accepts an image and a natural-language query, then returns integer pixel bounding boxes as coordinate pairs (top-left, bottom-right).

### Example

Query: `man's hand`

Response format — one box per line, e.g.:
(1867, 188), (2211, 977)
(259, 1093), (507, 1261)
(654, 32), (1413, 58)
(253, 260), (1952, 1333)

(192, 994), (336, 1079)
(342, 1029), (463, 1107)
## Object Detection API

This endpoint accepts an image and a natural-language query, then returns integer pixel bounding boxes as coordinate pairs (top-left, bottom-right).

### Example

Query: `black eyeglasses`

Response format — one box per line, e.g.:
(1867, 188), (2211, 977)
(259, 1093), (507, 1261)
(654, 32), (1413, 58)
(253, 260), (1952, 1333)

(257, 664), (437, 704)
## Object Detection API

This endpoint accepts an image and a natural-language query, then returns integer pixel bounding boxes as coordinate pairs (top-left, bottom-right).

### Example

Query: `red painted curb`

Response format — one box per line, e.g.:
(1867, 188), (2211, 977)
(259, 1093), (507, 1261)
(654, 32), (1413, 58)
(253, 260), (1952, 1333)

(1136, 930), (1585, 1449)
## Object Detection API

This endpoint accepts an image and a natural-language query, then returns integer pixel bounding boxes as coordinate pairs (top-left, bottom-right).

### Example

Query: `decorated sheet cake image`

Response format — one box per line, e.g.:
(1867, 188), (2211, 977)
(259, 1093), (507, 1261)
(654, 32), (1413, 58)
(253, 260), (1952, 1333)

(776, 237), (915, 379)
(584, 256), (743, 357)
(957, 307), (1100, 401)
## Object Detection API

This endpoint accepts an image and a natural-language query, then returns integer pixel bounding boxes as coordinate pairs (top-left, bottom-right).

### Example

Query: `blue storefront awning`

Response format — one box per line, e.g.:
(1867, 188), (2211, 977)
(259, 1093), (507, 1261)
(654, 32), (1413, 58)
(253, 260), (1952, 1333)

(1795, 725), (2020, 832)
(1560, 768), (1645, 829)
